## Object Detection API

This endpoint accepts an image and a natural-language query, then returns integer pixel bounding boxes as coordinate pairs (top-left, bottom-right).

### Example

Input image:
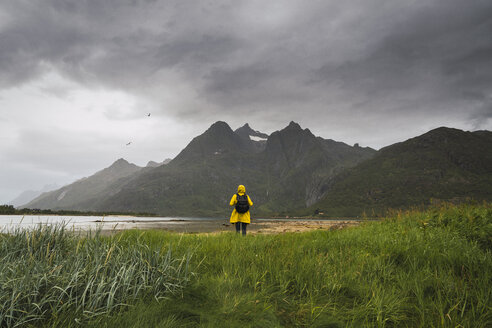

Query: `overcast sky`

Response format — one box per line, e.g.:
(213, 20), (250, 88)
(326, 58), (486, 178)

(1, 0), (491, 203)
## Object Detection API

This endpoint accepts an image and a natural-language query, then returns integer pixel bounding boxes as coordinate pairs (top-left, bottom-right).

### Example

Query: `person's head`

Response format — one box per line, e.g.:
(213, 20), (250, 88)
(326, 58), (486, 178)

(237, 185), (245, 194)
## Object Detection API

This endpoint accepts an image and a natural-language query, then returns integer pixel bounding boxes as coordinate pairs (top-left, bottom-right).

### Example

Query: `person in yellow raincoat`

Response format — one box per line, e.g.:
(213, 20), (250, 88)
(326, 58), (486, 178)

(230, 185), (253, 235)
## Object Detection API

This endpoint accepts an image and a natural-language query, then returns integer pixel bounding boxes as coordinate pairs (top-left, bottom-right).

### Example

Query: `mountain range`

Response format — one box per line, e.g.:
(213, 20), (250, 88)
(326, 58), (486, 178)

(23, 122), (492, 217)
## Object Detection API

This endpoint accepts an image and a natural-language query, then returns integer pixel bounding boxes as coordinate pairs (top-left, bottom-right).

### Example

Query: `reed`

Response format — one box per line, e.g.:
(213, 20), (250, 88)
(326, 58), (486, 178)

(0, 224), (191, 327)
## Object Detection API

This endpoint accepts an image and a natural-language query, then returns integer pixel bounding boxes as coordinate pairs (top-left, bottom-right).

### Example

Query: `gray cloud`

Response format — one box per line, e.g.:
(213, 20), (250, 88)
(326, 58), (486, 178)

(314, 1), (492, 98)
(3, 0), (490, 115)
(0, 0), (491, 202)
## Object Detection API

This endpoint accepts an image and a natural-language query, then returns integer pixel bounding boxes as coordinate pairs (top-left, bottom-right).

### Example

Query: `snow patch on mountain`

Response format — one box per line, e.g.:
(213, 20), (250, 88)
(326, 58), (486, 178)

(249, 135), (267, 142)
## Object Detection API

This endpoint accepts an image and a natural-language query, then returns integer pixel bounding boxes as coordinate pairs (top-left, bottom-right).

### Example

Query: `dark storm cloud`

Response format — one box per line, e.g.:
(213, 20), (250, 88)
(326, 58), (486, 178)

(1, 0), (491, 127)
(0, 0), (241, 83)
(155, 35), (243, 68)
(204, 66), (273, 101)
(314, 1), (492, 96)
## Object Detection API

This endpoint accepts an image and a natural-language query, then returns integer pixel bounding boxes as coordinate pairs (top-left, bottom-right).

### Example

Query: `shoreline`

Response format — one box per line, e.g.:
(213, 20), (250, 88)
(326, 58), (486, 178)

(1, 215), (368, 235)
(96, 219), (363, 235)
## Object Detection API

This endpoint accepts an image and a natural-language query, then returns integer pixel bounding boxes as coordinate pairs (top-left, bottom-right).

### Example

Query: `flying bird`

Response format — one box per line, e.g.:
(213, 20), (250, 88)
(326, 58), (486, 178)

(147, 113), (151, 117)
(126, 142), (132, 146)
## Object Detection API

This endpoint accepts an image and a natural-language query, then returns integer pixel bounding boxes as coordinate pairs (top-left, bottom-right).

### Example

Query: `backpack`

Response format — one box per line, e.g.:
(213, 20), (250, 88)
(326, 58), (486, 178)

(235, 194), (250, 213)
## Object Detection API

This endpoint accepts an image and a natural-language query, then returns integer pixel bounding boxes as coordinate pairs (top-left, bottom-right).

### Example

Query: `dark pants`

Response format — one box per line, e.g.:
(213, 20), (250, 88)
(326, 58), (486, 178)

(235, 222), (247, 235)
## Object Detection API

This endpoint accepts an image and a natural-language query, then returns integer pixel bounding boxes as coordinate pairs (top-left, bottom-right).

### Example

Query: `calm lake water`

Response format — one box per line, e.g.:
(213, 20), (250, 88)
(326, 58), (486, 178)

(0, 215), (220, 232)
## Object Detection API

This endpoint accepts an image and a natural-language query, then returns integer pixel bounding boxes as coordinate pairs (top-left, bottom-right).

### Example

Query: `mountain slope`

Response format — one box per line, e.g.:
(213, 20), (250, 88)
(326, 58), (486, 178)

(308, 127), (492, 216)
(259, 121), (376, 212)
(146, 158), (172, 168)
(24, 159), (142, 210)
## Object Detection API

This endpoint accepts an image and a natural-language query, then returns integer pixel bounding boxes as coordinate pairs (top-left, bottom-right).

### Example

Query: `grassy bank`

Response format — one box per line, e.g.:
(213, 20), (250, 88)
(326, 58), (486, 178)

(1, 204), (490, 327)
(0, 226), (191, 327)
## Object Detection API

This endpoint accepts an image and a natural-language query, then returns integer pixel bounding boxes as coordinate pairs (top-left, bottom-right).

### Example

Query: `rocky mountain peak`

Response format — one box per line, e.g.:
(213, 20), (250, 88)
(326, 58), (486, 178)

(235, 123), (269, 140)
(103, 159), (141, 175)
(233, 123), (269, 153)
(172, 121), (247, 162)
(286, 121), (302, 130)
(198, 121), (239, 142)
(207, 121), (233, 133)
(276, 121), (315, 139)
(110, 158), (131, 168)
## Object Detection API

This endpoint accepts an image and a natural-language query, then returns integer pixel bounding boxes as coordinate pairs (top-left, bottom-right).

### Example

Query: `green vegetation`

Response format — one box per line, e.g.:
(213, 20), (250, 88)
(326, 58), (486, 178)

(308, 128), (492, 217)
(1, 203), (490, 327)
(0, 204), (157, 217)
(0, 225), (191, 327)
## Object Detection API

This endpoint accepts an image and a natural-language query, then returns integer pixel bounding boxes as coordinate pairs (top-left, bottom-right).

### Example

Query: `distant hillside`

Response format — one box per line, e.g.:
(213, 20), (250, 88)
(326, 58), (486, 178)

(9, 184), (59, 208)
(25, 159), (142, 210)
(307, 127), (492, 216)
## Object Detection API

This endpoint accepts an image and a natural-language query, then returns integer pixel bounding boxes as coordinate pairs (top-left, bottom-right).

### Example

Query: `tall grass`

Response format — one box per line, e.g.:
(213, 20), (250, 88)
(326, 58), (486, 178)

(0, 224), (191, 327)
(88, 203), (491, 328)
(2, 203), (490, 327)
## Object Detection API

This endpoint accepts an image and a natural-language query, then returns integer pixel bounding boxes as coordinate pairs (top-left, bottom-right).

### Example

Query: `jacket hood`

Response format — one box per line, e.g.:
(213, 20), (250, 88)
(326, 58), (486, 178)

(237, 185), (246, 194)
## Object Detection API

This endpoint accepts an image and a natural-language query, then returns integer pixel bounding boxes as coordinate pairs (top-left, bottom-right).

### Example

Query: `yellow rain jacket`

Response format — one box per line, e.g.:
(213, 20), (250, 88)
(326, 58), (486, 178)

(230, 185), (253, 224)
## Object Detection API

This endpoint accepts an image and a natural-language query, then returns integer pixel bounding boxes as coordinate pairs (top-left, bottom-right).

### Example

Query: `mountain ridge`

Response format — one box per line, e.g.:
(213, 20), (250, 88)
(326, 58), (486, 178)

(24, 159), (142, 210)
(306, 126), (492, 216)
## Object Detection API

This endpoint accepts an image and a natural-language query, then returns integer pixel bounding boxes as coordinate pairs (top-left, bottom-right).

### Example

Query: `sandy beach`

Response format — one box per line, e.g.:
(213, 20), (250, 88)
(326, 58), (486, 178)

(98, 218), (362, 235)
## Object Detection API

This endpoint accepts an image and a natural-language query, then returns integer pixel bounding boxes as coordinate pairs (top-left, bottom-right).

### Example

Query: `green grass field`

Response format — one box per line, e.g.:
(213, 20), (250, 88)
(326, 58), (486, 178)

(1, 203), (490, 327)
